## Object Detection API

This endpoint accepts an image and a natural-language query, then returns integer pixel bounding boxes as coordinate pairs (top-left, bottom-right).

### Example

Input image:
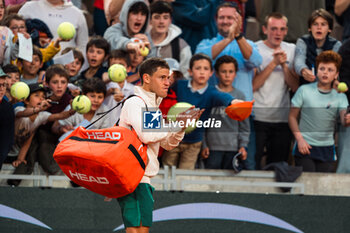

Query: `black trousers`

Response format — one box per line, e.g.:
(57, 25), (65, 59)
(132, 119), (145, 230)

(254, 120), (292, 170)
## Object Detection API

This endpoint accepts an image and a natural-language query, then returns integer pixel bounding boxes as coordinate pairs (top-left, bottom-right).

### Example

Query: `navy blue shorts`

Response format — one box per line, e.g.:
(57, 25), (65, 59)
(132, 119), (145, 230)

(293, 143), (336, 162)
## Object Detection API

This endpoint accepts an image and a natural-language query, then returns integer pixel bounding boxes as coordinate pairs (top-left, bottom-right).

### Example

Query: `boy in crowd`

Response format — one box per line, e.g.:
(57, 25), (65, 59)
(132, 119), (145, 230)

(2, 64), (20, 102)
(162, 53), (242, 169)
(127, 49), (145, 85)
(74, 36), (110, 90)
(0, 68), (14, 170)
(18, 46), (43, 85)
(115, 57), (201, 233)
(148, 1), (191, 77)
(61, 47), (85, 96)
(294, 9), (342, 86)
(8, 83), (75, 186)
(53, 77), (110, 135)
(201, 55), (249, 169)
(27, 64), (73, 175)
(104, 0), (151, 55)
(104, 49), (135, 127)
(289, 51), (350, 172)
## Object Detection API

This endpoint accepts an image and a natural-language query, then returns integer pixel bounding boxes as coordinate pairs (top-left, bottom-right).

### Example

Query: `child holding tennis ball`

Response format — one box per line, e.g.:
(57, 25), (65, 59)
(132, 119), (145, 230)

(7, 83), (75, 186)
(289, 51), (350, 172)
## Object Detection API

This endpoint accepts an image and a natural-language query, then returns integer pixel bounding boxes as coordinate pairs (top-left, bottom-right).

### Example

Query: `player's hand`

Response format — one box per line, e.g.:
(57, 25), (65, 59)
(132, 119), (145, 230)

(231, 99), (244, 105)
(238, 147), (247, 160)
(176, 106), (205, 131)
(12, 159), (27, 168)
(301, 68), (316, 82)
(297, 137), (312, 155)
(201, 147), (210, 159)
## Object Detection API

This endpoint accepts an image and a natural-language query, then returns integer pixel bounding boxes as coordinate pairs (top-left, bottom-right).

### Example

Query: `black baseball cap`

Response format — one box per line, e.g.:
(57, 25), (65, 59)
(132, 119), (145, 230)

(28, 83), (45, 95)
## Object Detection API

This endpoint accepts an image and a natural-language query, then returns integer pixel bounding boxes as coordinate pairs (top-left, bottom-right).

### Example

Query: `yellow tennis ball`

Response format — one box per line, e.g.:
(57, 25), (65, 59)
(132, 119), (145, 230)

(167, 102), (196, 134)
(140, 47), (149, 57)
(108, 64), (127, 83)
(10, 82), (30, 100)
(72, 95), (91, 114)
(338, 82), (348, 92)
(57, 22), (76, 40)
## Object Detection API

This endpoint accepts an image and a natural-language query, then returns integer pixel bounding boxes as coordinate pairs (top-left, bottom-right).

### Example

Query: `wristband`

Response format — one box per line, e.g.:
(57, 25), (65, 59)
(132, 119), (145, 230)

(235, 33), (244, 41)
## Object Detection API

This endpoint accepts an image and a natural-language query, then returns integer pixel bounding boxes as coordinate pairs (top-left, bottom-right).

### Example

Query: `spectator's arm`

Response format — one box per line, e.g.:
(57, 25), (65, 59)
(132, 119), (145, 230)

(40, 41), (61, 63)
(335, 0), (350, 16)
(104, 23), (131, 50)
(238, 114), (250, 149)
(242, 41), (262, 69)
(289, 107), (311, 155)
(16, 107), (40, 118)
(294, 38), (309, 76)
(12, 133), (34, 167)
(6, 1), (27, 14)
(253, 60), (277, 92)
(107, 0), (125, 25)
(47, 109), (75, 122)
(211, 37), (233, 60)
(282, 63), (299, 92)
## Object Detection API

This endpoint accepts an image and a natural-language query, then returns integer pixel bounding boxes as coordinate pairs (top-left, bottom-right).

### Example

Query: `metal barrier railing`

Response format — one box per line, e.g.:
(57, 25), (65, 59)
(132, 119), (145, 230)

(0, 165), (304, 194)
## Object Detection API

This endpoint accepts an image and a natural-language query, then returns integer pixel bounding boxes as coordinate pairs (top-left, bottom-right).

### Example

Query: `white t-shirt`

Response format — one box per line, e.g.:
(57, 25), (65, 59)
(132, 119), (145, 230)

(9, 106), (51, 157)
(103, 80), (135, 127)
(253, 41), (296, 123)
(18, 0), (88, 55)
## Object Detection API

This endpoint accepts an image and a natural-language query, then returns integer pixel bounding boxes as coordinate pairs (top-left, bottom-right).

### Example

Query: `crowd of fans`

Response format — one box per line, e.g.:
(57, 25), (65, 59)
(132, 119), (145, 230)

(0, 0), (350, 187)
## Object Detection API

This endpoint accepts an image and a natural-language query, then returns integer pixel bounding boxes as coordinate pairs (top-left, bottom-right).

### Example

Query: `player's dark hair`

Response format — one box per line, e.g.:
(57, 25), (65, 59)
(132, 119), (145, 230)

(139, 57), (169, 84)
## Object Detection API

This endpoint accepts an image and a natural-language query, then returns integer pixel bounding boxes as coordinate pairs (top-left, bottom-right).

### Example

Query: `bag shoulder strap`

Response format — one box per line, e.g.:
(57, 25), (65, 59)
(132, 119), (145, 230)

(115, 94), (148, 126)
(85, 95), (148, 129)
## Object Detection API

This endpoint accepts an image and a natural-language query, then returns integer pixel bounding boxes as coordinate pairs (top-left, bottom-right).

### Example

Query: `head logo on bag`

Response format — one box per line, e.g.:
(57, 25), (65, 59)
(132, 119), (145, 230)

(53, 126), (147, 198)
(54, 95), (149, 198)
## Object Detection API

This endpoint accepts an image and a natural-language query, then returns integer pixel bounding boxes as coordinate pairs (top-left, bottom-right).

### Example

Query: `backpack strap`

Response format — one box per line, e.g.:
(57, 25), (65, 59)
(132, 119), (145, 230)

(170, 36), (180, 62)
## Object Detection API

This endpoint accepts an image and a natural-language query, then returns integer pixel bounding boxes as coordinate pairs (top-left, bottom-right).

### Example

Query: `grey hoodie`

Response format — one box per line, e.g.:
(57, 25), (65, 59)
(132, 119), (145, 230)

(104, 0), (149, 51)
(147, 24), (192, 77)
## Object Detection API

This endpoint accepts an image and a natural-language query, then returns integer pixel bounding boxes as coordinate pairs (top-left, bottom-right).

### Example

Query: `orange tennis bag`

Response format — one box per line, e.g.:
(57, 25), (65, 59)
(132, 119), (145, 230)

(53, 126), (147, 198)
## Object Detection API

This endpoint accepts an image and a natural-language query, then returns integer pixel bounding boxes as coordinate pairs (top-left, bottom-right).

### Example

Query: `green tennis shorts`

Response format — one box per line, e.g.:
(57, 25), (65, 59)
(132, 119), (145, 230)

(117, 183), (155, 228)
